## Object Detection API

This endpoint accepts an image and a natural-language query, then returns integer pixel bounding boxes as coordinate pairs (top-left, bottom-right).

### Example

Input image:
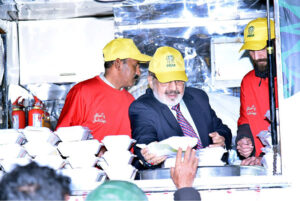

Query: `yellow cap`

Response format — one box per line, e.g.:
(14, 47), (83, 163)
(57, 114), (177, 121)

(240, 18), (275, 51)
(103, 38), (152, 62)
(149, 46), (188, 83)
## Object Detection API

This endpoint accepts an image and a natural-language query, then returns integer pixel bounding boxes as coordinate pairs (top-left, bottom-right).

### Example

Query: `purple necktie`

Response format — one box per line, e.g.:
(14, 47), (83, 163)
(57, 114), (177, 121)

(172, 103), (203, 149)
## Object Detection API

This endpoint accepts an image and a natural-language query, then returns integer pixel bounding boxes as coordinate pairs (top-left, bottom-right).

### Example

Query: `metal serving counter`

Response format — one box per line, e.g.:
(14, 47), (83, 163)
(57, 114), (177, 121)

(138, 165), (268, 180)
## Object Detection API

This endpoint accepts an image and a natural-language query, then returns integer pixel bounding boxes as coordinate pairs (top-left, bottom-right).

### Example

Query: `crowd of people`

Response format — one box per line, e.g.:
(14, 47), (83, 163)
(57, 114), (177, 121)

(0, 17), (277, 201)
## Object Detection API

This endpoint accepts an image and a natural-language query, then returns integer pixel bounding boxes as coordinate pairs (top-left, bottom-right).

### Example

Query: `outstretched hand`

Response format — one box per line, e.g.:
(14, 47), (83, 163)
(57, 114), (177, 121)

(170, 146), (199, 189)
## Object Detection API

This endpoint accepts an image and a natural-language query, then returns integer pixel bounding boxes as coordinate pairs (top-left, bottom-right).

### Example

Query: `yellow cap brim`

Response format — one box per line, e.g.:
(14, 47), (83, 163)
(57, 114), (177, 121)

(155, 71), (188, 83)
(104, 54), (152, 63)
(131, 54), (152, 63)
(240, 41), (267, 52)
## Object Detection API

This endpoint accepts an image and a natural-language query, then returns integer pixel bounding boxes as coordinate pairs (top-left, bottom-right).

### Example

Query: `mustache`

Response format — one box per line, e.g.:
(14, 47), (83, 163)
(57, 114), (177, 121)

(254, 59), (267, 63)
(165, 90), (180, 95)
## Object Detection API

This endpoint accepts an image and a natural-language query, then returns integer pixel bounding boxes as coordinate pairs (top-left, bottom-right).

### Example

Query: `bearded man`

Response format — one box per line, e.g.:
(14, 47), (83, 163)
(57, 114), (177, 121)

(129, 46), (232, 169)
(236, 18), (278, 166)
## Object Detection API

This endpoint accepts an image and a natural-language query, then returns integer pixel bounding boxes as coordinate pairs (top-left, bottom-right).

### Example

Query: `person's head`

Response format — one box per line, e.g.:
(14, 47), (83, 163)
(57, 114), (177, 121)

(240, 17), (275, 78)
(0, 162), (71, 201)
(85, 180), (148, 201)
(147, 46), (188, 106)
(103, 38), (152, 89)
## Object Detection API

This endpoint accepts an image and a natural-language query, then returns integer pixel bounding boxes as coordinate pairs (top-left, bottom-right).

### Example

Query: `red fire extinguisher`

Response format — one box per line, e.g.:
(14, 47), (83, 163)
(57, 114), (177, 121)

(28, 96), (44, 127)
(11, 96), (26, 129)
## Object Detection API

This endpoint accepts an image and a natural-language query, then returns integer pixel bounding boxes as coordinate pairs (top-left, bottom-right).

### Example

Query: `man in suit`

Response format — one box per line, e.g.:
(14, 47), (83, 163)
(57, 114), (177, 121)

(129, 46), (232, 169)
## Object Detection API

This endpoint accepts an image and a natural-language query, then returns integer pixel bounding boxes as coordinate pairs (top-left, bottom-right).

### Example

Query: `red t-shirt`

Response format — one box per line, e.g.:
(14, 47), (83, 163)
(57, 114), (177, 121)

(56, 76), (135, 141)
(238, 70), (278, 156)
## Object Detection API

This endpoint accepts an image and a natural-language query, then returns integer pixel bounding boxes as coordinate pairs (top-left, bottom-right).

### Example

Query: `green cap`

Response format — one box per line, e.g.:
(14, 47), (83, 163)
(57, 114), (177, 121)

(86, 180), (148, 201)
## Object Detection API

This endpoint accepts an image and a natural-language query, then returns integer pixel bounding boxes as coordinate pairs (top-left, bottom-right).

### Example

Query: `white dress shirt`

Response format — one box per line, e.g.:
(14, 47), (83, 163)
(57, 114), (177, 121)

(169, 99), (200, 138)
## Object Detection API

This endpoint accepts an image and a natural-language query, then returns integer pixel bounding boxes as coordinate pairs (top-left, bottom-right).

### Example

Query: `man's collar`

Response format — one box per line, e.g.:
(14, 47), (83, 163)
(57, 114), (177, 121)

(99, 73), (123, 90)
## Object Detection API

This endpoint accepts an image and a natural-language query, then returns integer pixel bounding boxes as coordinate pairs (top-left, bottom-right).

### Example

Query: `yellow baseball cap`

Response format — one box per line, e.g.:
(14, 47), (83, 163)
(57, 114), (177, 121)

(149, 46), (188, 83)
(240, 18), (275, 51)
(103, 38), (152, 62)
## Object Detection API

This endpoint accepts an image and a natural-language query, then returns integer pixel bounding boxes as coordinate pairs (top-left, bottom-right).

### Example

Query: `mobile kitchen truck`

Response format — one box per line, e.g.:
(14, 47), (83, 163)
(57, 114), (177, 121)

(0, 0), (299, 200)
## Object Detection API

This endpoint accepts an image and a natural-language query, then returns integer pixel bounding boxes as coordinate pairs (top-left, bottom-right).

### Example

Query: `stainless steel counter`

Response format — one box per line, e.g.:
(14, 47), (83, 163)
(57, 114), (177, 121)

(138, 165), (267, 180)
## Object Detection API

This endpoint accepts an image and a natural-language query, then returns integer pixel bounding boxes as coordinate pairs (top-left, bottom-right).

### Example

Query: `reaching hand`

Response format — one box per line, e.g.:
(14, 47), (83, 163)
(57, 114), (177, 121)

(141, 144), (167, 166)
(237, 137), (254, 158)
(208, 132), (225, 148)
(170, 146), (199, 189)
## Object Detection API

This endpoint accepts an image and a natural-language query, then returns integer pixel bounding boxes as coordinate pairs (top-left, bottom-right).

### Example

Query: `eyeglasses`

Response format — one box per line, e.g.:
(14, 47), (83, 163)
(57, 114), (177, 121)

(160, 80), (185, 87)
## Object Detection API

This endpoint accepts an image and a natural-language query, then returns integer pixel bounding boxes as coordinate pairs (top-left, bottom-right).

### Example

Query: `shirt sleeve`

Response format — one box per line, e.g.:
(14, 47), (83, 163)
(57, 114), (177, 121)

(174, 187), (201, 201)
(129, 101), (162, 169)
(55, 85), (85, 129)
(235, 123), (255, 158)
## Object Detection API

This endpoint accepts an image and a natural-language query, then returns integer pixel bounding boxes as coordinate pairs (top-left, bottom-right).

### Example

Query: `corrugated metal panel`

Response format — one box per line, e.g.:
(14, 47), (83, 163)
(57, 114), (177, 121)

(0, 0), (114, 20)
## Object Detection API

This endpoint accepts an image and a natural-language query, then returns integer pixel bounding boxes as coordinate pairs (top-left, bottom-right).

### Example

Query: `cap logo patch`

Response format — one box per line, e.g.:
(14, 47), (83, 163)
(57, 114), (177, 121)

(166, 55), (176, 67)
(247, 26), (255, 37)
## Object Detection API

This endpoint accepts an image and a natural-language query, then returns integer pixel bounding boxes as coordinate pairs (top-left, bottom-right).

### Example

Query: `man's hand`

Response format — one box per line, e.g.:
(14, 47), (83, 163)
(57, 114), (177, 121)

(141, 145), (167, 166)
(208, 132), (225, 148)
(241, 156), (262, 166)
(237, 137), (254, 158)
(170, 146), (198, 189)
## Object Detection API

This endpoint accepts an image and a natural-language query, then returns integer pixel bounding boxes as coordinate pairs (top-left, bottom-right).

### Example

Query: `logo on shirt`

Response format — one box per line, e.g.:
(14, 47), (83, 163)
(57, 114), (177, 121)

(246, 105), (256, 116)
(93, 113), (106, 124)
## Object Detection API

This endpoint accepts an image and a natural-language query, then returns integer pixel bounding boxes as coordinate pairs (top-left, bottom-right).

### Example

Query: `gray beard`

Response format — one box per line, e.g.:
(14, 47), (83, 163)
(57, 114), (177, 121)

(152, 88), (184, 107)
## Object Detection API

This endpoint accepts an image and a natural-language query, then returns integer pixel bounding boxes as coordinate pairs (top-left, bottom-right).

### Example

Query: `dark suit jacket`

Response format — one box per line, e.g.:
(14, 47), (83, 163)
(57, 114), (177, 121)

(129, 87), (232, 169)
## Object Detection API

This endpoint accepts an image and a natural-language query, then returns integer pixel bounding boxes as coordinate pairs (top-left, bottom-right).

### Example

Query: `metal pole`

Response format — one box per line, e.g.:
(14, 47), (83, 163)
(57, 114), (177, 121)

(266, 0), (278, 175)
(266, 0), (278, 146)
(1, 34), (8, 129)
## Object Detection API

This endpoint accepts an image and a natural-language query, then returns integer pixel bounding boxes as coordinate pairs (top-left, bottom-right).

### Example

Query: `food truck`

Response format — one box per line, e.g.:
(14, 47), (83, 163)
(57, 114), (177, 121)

(0, 0), (299, 200)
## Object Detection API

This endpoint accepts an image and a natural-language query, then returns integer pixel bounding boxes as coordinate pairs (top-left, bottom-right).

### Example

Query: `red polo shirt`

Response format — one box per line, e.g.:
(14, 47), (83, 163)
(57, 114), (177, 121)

(238, 70), (278, 156)
(56, 76), (134, 141)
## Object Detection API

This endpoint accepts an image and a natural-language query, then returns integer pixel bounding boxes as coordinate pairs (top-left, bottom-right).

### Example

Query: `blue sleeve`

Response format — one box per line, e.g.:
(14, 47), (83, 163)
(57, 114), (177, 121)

(174, 187), (201, 201)
(129, 101), (162, 169)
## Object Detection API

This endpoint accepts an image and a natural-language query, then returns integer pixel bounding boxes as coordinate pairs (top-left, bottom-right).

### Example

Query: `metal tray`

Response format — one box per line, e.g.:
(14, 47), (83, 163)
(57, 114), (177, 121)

(137, 165), (267, 180)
